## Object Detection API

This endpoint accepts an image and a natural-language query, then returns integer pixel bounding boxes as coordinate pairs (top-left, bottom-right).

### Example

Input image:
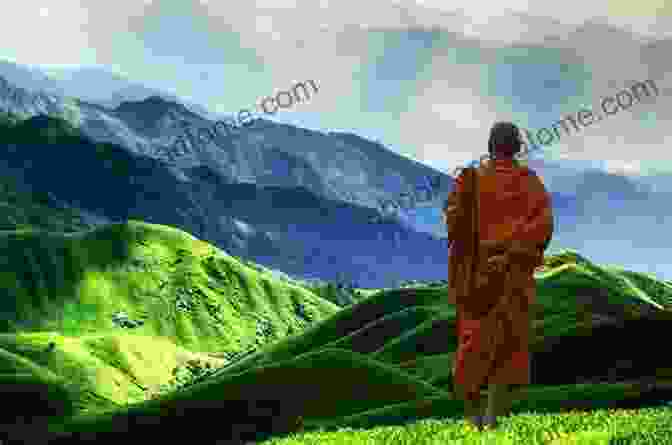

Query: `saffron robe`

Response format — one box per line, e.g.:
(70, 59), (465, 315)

(444, 159), (554, 401)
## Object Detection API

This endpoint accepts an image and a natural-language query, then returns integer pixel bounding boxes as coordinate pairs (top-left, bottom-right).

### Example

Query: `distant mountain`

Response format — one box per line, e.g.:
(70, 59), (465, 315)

(0, 60), (216, 120)
(0, 69), (670, 283)
(0, 60), (66, 96)
(41, 65), (217, 119)
(0, 70), (454, 218)
(0, 108), (450, 288)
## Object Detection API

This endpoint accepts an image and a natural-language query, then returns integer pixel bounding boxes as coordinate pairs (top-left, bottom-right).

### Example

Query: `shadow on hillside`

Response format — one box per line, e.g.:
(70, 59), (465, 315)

(20, 347), (441, 444)
(0, 225), (136, 332)
(38, 398), (300, 445)
(5, 283), (672, 444)
(532, 317), (672, 386)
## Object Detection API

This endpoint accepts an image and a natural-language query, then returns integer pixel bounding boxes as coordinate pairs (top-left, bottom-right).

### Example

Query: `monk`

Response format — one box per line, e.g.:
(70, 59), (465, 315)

(442, 121), (554, 430)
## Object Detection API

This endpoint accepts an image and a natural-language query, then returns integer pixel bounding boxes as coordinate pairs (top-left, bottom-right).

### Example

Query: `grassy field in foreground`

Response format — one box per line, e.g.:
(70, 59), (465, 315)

(0, 220), (670, 444)
(268, 405), (672, 445)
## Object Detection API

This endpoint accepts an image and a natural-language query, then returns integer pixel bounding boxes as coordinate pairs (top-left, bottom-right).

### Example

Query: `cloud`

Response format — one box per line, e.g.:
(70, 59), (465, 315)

(0, 0), (93, 66)
(602, 159), (644, 176)
(544, 74), (672, 174)
(2, 1), (671, 177)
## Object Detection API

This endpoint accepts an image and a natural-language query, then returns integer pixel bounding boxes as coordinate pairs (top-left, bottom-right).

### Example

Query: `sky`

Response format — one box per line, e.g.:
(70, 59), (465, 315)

(1, 0), (670, 178)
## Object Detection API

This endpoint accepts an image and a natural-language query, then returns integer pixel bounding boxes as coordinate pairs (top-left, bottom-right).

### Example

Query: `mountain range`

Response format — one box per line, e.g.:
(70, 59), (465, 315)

(0, 64), (455, 288)
(0, 60), (670, 285)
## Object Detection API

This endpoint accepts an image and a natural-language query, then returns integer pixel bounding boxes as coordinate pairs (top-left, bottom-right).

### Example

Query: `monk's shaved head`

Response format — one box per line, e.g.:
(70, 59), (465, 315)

(488, 122), (522, 158)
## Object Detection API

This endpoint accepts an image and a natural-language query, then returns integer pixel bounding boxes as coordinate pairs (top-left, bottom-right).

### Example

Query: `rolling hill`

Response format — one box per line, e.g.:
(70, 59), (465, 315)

(0, 242), (667, 444)
(0, 220), (340, 442)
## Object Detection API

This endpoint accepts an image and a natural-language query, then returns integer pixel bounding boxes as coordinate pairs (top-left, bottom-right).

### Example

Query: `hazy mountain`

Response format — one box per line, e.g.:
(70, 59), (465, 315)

(0, 63), (454, 222)
(0, 107), (449, 288)
(0, 60), (216, 120)
(0, 60), (65, 96)
(41, 65), (217, 119)
(0, 70), (670, 283)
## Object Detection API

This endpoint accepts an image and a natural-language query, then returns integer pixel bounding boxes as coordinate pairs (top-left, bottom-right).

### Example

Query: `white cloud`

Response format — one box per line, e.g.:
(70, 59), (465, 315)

(0, 0), (93, 65)
(602, 159), (643, 176)
(2, 0), (671, 176)
(5, 1), (671, 67)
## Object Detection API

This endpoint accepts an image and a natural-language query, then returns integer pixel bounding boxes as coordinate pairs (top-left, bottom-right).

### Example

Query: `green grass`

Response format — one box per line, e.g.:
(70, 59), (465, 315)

(269, 406), (672, 445)
(30, 247), (672, 443)
(0, 220), (340, 414)
(0, 151), (669, 443)
(397, 353), (454, 384)
(0, 237), (670, 443)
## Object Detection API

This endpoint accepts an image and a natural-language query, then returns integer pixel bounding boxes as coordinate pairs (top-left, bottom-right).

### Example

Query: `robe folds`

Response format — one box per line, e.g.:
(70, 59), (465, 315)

(444, 159), (554, 401)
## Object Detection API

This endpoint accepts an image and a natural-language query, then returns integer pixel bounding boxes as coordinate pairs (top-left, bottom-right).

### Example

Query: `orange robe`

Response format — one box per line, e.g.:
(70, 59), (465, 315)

(444, 159), (553, 401)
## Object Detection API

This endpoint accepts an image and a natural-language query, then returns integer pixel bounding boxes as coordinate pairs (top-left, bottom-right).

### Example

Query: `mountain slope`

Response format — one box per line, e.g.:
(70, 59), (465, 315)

(0, 169), (93, 234)
(0, 109), (451, 288)
(23, 249), (672, 444)
(0, 220), (339, 416)
(0, 61), (215, 120)
(0, 70), (453, 222)
(211, 250), (672, 384)
(0, 60), (65, 97)
(3, 70), (672, 288)
(39, 65), (217, 118)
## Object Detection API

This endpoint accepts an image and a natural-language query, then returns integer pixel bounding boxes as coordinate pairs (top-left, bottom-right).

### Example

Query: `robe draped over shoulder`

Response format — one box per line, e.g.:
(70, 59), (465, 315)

(443, 159), (554, 401)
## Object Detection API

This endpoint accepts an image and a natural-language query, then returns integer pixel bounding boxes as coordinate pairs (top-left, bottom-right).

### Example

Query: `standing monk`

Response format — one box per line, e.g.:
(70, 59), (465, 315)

(442, 122), (554, 430)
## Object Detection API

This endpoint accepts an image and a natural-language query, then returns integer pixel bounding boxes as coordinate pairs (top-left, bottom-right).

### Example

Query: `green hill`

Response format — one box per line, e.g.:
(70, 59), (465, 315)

(8, 248), (664, 444)
(0, 221), (339, 424)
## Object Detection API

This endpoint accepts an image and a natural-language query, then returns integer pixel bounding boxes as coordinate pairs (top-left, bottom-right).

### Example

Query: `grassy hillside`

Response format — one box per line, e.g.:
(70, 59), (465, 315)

(0, 220), (339, 427)
(0, 111), (94, 233)
(0, 169), (93, 233)
(211, 250), (672, 383)
(4, 249), (662, 444)
(0, 222), (669, 443)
